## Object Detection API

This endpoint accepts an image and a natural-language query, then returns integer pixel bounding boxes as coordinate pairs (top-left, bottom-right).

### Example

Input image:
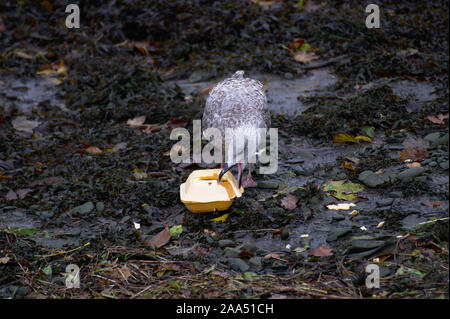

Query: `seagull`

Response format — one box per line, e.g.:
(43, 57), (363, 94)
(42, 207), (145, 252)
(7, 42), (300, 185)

(202, 70), (271, 188)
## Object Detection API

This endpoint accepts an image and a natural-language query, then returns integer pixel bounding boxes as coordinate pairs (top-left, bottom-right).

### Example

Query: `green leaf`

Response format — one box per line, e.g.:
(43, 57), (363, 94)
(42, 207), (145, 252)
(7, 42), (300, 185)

(323, 181), (365, 200)
(12, 227), (40, 236)
(42, 264), (52, 276)
(204, 264), (216, 274)
(297, 0), (305, 9)
(300, 42), (311, 51)
(362, 126), (375, 138)
(243, 272), (258, 281)
(169, 225), (183, 239)
(323, 180), (365, 193)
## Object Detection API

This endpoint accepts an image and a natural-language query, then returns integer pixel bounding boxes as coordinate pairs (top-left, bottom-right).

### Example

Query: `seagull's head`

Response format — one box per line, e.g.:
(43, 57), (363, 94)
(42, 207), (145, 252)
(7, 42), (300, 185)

(218, 129), (263, 188)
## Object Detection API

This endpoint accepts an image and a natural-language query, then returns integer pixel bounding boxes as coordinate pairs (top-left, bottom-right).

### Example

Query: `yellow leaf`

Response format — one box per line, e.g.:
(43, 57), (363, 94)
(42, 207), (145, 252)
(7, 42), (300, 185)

(210, 213), (229, 223)
(355, 135), (372, 143)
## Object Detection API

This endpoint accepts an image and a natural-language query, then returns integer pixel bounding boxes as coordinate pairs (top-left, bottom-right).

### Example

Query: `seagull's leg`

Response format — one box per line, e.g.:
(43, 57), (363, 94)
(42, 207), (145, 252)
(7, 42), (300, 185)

(241, 163), (257, 188)
(237, 162), (243, 188)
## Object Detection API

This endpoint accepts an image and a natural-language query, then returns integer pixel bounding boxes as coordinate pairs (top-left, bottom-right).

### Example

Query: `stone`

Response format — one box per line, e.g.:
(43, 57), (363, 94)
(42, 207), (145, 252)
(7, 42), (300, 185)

(218, 239), (235, 248)
(228, 258), (249, 272)
(358, 170), (386, 187)
(398, 167), (426, 182)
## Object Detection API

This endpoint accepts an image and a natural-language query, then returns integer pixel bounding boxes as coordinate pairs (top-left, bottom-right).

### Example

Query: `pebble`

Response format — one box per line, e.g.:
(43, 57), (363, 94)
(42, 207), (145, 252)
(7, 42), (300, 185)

(218, 239), (235, 248)
(96, 202), (105, 212)
(228, 258), (249, 272)
(398, 167), (426, 182)
(428, 161), (437, 167)
(248, 257), (263, 268)
(358, 170), (386, 188)
(439, 161), (449, 170)
(388, 191), (403, 198)
(257, 180), (279, 189)
(332, 214), (345, 221)
(376, 198), (394, 207)
(224, 247), (240, 258)
(71, 201), (94, 216)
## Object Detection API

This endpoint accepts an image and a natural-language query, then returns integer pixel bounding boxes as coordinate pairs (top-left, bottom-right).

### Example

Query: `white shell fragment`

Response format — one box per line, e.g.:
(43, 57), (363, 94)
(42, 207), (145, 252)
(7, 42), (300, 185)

(327, 203), (356, 210)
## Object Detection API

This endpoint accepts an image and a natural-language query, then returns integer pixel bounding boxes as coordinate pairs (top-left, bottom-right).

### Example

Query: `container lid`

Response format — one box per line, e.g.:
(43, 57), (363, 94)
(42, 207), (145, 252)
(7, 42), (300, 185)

(180, 169), (244, 203)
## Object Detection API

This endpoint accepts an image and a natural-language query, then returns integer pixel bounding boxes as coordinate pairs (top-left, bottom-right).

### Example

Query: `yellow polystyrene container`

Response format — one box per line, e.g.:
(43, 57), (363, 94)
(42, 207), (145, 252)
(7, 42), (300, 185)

(180, 169), (244, 213)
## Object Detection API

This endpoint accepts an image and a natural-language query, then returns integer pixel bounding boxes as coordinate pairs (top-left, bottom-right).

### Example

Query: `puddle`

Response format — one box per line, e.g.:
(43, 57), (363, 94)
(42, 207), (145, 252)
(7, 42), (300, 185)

(171, 68), (338, 116)
(0, 76), (64, 115)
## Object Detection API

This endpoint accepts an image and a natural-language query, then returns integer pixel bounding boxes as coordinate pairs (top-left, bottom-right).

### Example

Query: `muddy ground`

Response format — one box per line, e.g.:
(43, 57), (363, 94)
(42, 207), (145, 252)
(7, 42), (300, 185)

(0, 1), (448, 299)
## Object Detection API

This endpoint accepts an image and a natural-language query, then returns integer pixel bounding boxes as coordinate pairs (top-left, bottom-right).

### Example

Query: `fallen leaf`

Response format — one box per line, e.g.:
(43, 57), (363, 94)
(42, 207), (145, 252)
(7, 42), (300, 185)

(210, 213), (229, 223)
(424, 113), (449, 125)
(263, 253), (285, 260)
(85, 146), (103, 155)
(12, 116), (40, 133)
(288, 38), (305, 50)
(169, 225), (183, 238)
(15, 51), (34, 60)
(144, 225), (171, 249)
(16, 188), (32, 199)
(280, 194), (298, 211)
(293, 50), (319, 63)
(0, 256), (11, 264)
(400, 138), (429, 162)
(308, 244), (333, 257)
(407, 162), (421, 168)
(200, 83), (217, 96)
(37, 60), (67, 78)
(148, 171), (167, 177)
(169, 117), (187, 128)
(40, 1), (52, 10)
(341, 161), (356, 171)
(421, 201), (443, 208)
(6, 190), (18, 200)
(127, 115), (146, 127)
(142, 123), (168, 134)
(29, 176), (64, 187)
(333, 132), (372, 144)
(323, 180), (364, 201)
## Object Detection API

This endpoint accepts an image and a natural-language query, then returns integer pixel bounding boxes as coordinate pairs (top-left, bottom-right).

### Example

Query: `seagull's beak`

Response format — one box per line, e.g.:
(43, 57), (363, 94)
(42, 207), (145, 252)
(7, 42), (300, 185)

(218, 163), (233, 182)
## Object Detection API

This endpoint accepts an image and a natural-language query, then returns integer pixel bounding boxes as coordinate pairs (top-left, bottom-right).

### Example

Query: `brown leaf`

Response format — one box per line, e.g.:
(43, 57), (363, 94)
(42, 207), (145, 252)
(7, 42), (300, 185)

(29, 176), (64, 187)
(400, 138), (429, 162)
(263, 253), (285, 260)
(293, 50), (319, 63)
(148, 172), (168, 177)
(280, 194), (298, 211)
(421, 201), (443, 208)
(341, 161), (356, 171)
(127, 115), (146, 128)
(200, 83), (217, 96)
(142, 123), (168, 134)
(288, 38), (305, 50)
(308, 244), (333, 257)
(425, 113), (449, 125)
(0, 256), (11, 264)
(144, 225), (171, 249)
(85, 146), (103, 155)
(16, 188), (32, 200)
(238, 251), (255, 259)
(407, 162), (421, 168)
(40, 1), (52, 10)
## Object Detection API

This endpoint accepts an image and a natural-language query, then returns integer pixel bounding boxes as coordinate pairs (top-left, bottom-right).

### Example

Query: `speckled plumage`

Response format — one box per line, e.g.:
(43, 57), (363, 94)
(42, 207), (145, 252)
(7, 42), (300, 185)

(202, 70), (270, 165)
